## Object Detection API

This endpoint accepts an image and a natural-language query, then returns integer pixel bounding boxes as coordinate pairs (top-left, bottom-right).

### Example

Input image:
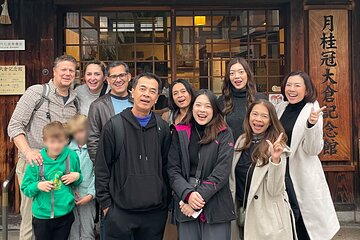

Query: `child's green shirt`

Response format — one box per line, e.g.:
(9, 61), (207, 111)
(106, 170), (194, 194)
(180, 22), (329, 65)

(21, 146), (82, 219)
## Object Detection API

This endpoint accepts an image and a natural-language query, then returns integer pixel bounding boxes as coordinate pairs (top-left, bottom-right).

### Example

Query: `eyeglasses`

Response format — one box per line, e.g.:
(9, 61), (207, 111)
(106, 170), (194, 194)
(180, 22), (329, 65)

(108, 73), (128, 81)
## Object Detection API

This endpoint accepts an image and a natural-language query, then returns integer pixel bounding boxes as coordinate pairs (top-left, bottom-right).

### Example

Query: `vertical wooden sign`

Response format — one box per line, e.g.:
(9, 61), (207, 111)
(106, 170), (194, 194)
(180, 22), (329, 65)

(309, 10), (351, 161)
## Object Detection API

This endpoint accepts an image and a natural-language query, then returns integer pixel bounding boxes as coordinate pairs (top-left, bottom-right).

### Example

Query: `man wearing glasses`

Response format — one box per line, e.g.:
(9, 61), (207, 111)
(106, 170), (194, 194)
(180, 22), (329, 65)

(88, 61), (133, 161)
(87, 61), (133, 239)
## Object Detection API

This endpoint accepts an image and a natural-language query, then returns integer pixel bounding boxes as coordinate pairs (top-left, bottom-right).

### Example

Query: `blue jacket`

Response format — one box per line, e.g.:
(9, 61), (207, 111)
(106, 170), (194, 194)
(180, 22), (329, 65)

(69, 140), (95, 198)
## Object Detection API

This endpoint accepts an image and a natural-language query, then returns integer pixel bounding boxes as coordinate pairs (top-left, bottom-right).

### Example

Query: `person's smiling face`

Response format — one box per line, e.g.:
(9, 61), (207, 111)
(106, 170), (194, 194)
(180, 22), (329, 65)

(84, 64), (105, 93)
(284, 75), (307, 104)
(172, 83), (191, 110)
(229, 62), (248, 90)
(53, 60), (76, 88)
(192, 94), (213, 126)
(249, 103), (270, 135)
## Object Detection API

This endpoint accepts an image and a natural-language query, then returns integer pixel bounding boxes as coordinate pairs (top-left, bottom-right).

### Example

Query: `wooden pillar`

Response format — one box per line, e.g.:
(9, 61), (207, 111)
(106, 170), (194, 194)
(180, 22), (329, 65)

(290, 0), (305, 71)
(351, 0), (360, 207)
(0, 0), (56, 213)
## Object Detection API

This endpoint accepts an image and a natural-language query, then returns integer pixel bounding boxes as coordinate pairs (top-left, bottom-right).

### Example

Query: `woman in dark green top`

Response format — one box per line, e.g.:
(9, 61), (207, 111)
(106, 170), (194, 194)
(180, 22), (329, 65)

(218, 57), (266, 141)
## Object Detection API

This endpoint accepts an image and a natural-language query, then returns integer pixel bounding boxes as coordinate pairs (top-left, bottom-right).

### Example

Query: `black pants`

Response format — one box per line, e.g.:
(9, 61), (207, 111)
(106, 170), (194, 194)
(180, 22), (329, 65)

(296, 215), (311, 240)
(104, 205), (167, 240)
(32, 212), (74, 240)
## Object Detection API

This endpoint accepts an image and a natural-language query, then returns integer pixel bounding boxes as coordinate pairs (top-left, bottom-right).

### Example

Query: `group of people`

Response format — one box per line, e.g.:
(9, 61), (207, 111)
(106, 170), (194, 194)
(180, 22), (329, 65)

(7, 54), (340, 240)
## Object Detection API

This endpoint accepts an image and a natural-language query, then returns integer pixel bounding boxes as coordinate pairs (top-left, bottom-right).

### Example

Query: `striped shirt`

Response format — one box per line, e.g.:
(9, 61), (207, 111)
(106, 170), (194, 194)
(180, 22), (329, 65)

(7, 80), (78, 160)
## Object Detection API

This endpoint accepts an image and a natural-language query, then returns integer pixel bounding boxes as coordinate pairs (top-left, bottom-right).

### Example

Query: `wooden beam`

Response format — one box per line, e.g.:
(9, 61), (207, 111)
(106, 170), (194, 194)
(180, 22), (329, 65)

(290, 0), (305, 71)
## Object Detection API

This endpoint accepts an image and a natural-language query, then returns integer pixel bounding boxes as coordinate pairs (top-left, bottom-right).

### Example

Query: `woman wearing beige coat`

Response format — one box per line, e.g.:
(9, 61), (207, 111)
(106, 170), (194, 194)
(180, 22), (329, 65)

(276, 71), (339, 240)
(230, 99), (296, 240)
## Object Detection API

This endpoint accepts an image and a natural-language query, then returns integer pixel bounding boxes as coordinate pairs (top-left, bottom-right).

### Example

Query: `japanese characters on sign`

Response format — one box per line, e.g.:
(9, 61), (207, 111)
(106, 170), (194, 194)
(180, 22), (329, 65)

(320, 15), (339, 156)
(0, 40), (25, 51)
(0, 65), (26, 95)
(309, 10), (351, 161)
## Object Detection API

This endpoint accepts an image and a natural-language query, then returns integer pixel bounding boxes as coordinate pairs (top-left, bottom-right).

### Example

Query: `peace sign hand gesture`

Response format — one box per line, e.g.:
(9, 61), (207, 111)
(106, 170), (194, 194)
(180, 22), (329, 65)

(266, 133), (285, 164)
(308, 106), (326, 125)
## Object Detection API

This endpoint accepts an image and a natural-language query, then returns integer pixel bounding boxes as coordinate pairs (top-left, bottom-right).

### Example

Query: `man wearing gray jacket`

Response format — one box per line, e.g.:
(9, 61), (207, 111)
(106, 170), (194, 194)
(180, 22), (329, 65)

(87, 61), (132, 239)
(7, 55), (78, 240)
(87, 61), (132, 161)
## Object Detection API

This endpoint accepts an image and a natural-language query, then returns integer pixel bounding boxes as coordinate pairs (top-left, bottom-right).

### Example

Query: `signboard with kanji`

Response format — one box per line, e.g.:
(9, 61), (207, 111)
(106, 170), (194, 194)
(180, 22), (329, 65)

(309, 10), (351, 161)
(0, 65), (26, 95)
(0, 40), (25, 51)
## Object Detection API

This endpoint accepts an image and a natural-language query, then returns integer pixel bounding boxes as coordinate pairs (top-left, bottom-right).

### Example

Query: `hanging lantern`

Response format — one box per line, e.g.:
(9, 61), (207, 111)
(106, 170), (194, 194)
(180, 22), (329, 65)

(194, 16), (206, 26)
(0, 0), (11, 25)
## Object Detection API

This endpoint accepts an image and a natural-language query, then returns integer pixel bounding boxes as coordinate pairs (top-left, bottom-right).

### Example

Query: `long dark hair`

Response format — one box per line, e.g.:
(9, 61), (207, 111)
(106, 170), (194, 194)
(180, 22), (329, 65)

(184, 89), (227, 144)
(168, 79), (195, 112)
(281, 71), (318, 103)
(221, 57), (257, 115)
(238, 99), (287, 166)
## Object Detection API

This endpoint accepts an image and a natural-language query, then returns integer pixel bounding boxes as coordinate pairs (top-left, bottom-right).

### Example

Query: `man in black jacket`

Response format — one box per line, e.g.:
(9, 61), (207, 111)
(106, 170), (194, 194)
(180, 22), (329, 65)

(95, 72), (171, 240)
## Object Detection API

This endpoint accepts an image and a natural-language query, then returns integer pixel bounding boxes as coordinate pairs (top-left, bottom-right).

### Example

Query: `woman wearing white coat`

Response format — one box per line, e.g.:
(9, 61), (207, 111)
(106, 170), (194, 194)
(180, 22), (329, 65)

(230, 99), (296, 240)
(276, 71), (339, 240)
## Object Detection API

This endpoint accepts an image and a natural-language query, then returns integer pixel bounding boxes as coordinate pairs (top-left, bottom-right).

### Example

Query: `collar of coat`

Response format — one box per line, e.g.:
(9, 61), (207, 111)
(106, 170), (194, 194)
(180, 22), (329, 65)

(174, 123), (228, 141)
(276, 101), (320, 159)
(232, 134), (291, 201)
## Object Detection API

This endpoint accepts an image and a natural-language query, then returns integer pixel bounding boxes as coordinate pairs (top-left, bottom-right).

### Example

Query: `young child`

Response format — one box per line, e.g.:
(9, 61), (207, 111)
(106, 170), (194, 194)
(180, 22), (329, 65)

(21, 121), (82, 240)
(67, 114), (96, 240)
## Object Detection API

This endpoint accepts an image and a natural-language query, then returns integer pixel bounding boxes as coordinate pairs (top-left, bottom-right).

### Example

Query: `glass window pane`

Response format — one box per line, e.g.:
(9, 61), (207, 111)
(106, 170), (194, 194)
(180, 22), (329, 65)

(99, 45), (116, 61)
(249, 10), (266, 26)
(153, 44), (168, 61)
(137, 62), (154, 74)
(254, 77), (267, 92)
(66, 46), (80, 61)
(82, 29), (98, 44)
(251, 60), (267, 76)
(231, 10), (247, 27)
(155, 62), (169, 77)
(65, 29), (79, 44)
(249, 27), (266, 43)
(135, 44), (155, 60)
(81, 45), (98, 61)
(66, 12), (79, 28)
(268, 60), (284, 76)
(100, 32), (117, 44)
(81, 12), (97, 28)
(117, 45), (135, 61)
(268, 44), (280, 59)
(117, 31), (135, 44)
(267, 10), (280, 26)
(267, 27), (280, 43)
(268, 77), (282, 92)
(212, 77), (223, 95)
(176, 17), (193, 26)
(176, 44), (194, 67)
(136, 31), (153, 43)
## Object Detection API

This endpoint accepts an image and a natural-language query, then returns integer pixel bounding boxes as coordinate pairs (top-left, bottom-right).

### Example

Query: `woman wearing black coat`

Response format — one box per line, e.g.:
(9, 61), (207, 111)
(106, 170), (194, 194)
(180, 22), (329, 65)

(167, 89), (235, 240)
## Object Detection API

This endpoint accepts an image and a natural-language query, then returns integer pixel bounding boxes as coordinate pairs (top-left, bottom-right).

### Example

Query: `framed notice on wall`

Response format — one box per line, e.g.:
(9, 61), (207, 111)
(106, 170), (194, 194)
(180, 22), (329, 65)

(308, 9), (351, 161)
(0, 65), (26, 95)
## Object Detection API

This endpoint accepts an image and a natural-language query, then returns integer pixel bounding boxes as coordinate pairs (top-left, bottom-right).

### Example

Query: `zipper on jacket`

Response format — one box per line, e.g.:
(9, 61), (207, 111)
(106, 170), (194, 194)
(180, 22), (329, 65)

(50, 189), (55, 219)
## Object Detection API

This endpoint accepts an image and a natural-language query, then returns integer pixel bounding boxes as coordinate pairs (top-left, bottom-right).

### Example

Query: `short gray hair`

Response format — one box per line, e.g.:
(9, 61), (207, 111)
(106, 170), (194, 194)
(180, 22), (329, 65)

(53, 55), (77, 68)
(106, 61), (130, 75)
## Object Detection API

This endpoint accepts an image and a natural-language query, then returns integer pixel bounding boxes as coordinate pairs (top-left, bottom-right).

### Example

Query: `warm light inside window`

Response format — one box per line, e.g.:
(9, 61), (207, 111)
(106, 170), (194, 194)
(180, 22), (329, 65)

(194, 16), (206, 26)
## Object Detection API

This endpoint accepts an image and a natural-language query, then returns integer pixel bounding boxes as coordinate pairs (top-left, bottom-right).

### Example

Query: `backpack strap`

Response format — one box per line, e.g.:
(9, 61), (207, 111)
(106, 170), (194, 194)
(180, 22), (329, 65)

(39, 165), (46, 181)
(65, 154), (71, 174)
(111, 114), (125, 160)
(27, 84), (50, 131)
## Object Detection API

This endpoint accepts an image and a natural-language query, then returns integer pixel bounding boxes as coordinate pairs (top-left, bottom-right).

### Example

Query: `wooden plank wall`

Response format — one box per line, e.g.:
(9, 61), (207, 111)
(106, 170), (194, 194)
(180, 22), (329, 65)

(0, 0), (56, 213)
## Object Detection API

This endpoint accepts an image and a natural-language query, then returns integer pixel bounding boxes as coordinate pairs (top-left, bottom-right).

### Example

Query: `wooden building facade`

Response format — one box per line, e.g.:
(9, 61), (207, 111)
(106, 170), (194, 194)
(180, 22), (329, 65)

(0, 0), (359, 216)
